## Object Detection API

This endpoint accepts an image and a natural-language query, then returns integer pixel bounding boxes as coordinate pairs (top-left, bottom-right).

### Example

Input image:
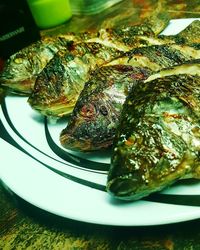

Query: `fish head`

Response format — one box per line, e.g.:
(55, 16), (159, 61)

(60, 93), (119, 151)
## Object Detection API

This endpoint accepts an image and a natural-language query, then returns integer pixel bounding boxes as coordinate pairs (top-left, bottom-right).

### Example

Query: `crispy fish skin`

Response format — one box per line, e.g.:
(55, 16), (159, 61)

(97, 20), (200, 52)
(0, 35), (76, 94)
(28, 42), (123, 117)
(107, 74), (200, 201)
(29, 43), (200, 118)
(107, 43), (200, 70)
(115, 20), (200, 51)
(59, 44), (200, 152)
(1, 16), (197, 95)
(60, 65), (152, 151)
(0, 10), (169, 95)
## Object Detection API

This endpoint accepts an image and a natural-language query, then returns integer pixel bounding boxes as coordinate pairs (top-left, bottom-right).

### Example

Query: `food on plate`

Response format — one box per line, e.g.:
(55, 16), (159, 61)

(0, 34), (80, 94)
(0, 9), (170, 96)
(60, 65), (152, 151)
(28, 42), (124, 117)
(28, 39), (200, 118)
(59, 43), (200, 151)
(27, 18), (177, 117)
(0, 11), (199, 203)
(107, 73), (200, 200)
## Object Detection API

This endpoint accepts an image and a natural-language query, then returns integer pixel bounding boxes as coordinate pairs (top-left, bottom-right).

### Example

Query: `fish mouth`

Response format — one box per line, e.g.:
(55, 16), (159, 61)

(60, 133), (93, 152)
(60, 132), (113, 152)
(107, 175), (153, 201)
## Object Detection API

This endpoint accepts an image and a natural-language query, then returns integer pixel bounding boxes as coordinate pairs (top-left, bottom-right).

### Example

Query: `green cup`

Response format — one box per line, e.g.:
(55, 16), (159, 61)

(27, 0), (72, 29)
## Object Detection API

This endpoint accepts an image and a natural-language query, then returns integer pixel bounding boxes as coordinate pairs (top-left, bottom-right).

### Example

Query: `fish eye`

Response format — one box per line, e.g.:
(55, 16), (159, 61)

(99, 105), (108, 116)
(14, 58), (24, 64)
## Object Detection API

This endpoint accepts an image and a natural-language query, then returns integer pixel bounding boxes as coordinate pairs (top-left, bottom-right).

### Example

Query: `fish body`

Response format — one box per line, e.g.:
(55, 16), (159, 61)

(107, 43), (200, 70)
(107, 74), (200, 201)
(0, 34), (78, 94)
(59, 44), (200, 152)
(28, 42), (123, 117)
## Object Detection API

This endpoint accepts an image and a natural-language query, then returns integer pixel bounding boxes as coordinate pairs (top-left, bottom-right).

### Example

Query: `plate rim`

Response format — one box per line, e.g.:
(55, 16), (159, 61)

(1, 18), (200, 226)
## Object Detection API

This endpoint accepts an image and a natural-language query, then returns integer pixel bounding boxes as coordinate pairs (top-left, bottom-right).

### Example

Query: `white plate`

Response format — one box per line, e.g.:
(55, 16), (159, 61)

(0, 19), (200, 226)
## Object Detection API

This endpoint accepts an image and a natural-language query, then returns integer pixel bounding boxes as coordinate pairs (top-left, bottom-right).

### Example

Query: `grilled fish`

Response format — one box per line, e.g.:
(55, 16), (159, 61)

(0, 13), (169, 96)
(60, 65), (152, 151)
(107, 43), (200, 70)
(59, 44), (200, 151)
(28, 42), (124, 117)
(107, 73), (200, 201)
(0, 34), (80, 95)
(0, 16), (197, 96)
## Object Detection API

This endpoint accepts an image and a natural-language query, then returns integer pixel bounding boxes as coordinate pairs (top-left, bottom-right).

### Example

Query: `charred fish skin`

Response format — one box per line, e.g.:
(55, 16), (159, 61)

(101, 19), (200, 52)
(107, 74), (200, 201)
(60, 65), (152, 151)
(0, 36), (74, 95)
(28, 42), (124, 117)
(60, 43), (200, 152)
(126, 43), (200, 70)
(108, 43), (200, 71)
(0, 9), (169, 96)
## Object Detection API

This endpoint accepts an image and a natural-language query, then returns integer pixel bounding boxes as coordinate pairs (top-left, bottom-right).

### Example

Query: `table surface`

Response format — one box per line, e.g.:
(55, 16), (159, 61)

(1, 0), (200, 249)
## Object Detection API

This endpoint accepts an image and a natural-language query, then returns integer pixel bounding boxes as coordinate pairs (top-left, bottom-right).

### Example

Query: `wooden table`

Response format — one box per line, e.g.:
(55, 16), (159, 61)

(0, 184), (200, 249)
(1, 1), (200, 249)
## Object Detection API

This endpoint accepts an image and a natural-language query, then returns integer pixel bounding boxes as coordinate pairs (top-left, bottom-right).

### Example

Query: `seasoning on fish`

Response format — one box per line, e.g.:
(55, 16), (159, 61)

(107, 73), (200, 201)
(0, 34), (78, 95)
(28, 42), (124, 117)
(59, 44), (200, 152)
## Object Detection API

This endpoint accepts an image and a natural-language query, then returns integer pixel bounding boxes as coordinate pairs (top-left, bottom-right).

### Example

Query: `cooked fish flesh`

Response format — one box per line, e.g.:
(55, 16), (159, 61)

(107, 74), (200, 201)
(28, 42), (124, 117)
(59, 44), (200, 152)
(0, 35), (77, 94)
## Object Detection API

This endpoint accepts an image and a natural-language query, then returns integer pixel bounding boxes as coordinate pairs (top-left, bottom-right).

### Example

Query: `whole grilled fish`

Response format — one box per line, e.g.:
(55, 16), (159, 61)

(59, 44), (200, 152)
(28, 42), (124, 117)
(0, 34), (79, 94)
(107, 74), (200, 201)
